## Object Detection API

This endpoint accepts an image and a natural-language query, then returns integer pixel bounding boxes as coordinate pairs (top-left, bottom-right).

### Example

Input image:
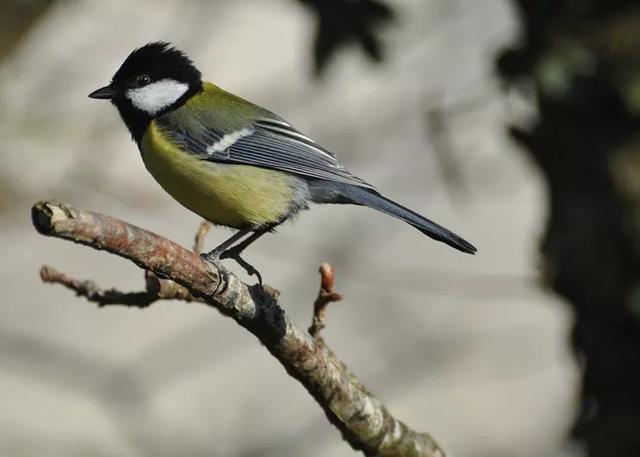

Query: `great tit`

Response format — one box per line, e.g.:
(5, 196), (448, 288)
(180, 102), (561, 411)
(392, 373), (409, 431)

(89, 42), (476, 283)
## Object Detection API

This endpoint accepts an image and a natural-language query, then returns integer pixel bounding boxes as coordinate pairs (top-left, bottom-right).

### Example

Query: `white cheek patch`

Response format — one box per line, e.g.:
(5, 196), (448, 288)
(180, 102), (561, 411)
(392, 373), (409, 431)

(126, 79), (189, 115)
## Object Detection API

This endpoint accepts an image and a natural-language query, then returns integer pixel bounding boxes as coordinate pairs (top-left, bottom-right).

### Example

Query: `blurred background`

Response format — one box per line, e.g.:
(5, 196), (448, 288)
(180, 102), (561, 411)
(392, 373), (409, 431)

(3, 0), (638, 456)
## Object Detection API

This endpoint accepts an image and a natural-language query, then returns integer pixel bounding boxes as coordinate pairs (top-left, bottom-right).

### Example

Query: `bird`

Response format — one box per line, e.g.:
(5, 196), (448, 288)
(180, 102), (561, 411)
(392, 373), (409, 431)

(89, 42), (476, 284)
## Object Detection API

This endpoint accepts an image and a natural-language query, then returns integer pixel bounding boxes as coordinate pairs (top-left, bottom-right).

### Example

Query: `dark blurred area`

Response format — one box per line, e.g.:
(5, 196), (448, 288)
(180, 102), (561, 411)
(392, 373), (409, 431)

(296, 0), (395, 76)
(8, 0), (640, 456)
(0, 0), (52, 60)
(497, 2), (640, 456)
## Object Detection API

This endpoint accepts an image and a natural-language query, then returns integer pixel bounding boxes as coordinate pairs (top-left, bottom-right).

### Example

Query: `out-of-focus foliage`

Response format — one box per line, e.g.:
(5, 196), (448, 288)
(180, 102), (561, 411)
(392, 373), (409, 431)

(497, 1), (640, 456)
(0, 0), (52, 60)
(296, 0), (394, 76)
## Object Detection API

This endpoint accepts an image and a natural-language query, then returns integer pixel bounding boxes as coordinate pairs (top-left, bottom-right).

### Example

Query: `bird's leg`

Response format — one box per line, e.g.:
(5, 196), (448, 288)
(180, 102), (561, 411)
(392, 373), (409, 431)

(201, 228), (270, 286)
(201, 229), (250, 261)
(218, 228), (271, 286)
(219, 228), (270, 259)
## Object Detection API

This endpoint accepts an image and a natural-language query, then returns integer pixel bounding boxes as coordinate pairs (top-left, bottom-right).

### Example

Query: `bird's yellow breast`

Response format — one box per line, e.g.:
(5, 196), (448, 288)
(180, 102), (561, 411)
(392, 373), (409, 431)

(141, 121), (302, 229)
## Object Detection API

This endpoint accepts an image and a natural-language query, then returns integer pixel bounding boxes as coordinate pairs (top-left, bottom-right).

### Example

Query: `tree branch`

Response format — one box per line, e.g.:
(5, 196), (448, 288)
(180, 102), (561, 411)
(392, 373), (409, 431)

(32, 200), (446, 457)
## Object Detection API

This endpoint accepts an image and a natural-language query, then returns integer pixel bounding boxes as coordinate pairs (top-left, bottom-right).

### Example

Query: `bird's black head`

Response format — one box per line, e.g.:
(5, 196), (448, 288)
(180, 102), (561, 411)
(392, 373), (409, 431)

(89, 42), (203, 142)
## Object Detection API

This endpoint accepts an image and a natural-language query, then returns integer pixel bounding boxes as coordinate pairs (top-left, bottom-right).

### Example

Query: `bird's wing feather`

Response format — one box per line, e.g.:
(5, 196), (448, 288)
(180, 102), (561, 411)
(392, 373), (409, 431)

(155, 115), (375, 190)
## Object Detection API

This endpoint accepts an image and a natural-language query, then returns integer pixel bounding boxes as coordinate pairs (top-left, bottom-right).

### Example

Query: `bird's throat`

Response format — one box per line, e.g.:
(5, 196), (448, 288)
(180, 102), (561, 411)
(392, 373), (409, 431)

(115, 102), (152, 145)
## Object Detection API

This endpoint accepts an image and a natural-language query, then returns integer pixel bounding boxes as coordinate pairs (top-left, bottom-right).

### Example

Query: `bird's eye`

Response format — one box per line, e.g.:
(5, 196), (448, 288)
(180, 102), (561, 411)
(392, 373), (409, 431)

(135, 75), (151, 87)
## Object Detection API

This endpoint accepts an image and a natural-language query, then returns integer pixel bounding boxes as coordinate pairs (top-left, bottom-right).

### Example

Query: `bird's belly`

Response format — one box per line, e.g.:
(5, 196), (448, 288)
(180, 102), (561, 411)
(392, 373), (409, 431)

(141, 131), (306, 229)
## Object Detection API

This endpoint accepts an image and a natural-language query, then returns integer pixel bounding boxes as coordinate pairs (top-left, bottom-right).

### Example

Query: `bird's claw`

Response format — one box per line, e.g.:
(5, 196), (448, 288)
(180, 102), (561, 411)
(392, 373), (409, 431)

(201, 247), (263, 287)
(200, 251), (220, 263)
(222, 248), (263, 287)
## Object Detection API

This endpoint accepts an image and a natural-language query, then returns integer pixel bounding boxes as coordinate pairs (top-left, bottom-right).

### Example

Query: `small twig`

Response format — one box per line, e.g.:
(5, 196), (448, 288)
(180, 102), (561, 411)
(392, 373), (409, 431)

(193, 220), (212, 254)
(40, 265), (157, 308)
(309, 263), (343, 339)
(40, 265), (199, 308)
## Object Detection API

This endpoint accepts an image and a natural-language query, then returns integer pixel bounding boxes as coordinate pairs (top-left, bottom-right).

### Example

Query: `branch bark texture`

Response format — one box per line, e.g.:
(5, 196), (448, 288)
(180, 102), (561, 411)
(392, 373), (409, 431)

(32, 200), (445, 457)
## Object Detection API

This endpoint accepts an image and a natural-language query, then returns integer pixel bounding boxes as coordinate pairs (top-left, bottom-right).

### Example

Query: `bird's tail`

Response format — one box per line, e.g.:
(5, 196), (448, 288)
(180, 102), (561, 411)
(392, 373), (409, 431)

(311, 182), (477, 254)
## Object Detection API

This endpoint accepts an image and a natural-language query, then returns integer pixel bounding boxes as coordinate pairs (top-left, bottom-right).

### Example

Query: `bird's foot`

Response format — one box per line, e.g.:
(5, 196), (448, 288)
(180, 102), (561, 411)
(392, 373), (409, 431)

(201, 247), (263, 287)
(221, 246), (263, 287)
(200, 249), (222, 263)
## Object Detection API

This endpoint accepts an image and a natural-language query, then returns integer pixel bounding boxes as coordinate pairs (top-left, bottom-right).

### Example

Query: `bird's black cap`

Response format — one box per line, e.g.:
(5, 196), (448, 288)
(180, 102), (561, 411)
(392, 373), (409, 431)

(111, 41), (202, 90)
(89, 42), (202, 99)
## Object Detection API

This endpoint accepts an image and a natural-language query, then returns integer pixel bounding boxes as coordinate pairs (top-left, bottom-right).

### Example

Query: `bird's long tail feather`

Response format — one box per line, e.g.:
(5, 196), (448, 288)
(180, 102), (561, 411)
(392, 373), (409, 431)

(312, 182), (477, 254)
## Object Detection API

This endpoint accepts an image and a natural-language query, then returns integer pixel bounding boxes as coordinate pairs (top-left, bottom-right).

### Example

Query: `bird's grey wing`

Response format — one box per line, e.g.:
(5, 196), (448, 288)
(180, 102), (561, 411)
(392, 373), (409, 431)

(156, 116), (375, 190)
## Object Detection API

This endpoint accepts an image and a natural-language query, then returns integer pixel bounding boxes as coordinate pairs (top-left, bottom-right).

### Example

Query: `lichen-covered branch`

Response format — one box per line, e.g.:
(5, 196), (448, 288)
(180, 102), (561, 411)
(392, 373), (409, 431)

(32, 200), (445, 457)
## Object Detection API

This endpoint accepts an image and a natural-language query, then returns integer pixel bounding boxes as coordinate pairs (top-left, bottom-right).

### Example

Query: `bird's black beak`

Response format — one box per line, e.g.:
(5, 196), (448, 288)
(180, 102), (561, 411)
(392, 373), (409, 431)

(88, 84), (115, 100)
